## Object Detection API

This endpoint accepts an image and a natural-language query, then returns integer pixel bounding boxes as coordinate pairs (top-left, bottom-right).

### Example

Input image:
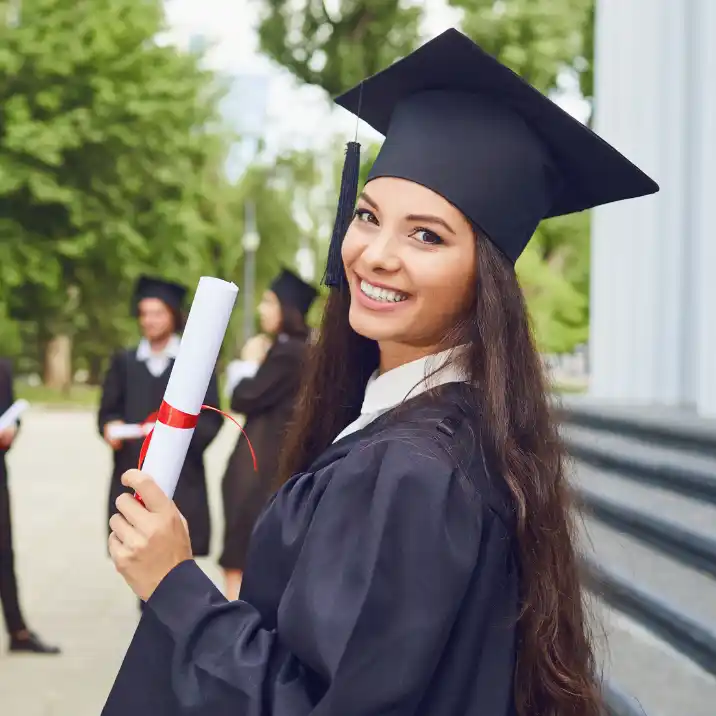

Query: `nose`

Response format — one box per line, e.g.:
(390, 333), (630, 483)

(359, 227), (401, 274)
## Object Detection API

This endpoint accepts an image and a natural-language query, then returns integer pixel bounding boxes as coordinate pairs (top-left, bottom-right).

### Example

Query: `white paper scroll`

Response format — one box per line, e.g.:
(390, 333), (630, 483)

(106, 422), (153, 441)
(0, 399), (29, 431)
(141, 277), (238, 498)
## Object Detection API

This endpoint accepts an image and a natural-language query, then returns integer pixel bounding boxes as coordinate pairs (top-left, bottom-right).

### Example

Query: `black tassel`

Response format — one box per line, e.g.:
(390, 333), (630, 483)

(323, 141), (361, 289)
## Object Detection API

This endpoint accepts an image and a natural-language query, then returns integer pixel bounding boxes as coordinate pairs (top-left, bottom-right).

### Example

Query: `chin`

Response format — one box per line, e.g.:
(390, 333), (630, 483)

(348, 304), (402, 342)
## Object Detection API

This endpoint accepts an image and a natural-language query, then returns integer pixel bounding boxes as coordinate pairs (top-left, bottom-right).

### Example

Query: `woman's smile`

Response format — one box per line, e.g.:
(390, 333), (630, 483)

(351, 273), (412, 312)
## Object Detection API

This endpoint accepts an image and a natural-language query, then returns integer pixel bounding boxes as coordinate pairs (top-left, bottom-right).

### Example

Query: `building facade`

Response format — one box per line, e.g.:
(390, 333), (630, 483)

(589, 0), (716, 417)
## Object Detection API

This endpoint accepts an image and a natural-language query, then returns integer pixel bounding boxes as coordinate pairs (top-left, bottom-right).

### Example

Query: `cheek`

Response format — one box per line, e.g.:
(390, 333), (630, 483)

(341, 226), (362, 267)
(415, 252), (475, 314)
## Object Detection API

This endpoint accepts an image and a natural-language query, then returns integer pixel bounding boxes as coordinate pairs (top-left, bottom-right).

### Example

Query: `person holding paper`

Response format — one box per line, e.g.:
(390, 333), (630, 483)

(0, 359), (60, 654)
(102, 30), (658, 716)
(98, 276), (222, 558)
(219, 268), (317, 599)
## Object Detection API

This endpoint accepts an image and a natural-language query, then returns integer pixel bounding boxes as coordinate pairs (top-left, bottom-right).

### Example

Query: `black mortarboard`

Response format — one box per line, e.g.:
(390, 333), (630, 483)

(132, 275), (188, 315)
(323, 28), (658, 286)
(270, 268), (318, 317)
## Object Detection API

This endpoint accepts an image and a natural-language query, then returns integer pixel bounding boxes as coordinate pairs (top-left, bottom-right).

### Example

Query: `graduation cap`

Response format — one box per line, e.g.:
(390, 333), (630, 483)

(132, 275), (188, 315)
(270, 268), (318, 317)
(323, 28), (659, 287)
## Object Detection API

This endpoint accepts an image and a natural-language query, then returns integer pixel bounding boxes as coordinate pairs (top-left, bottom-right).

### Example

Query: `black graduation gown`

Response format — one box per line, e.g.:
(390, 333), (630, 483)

(98, 348), (222, 556)
(101, 384), (519, 716)
(220, 336), (307, 570)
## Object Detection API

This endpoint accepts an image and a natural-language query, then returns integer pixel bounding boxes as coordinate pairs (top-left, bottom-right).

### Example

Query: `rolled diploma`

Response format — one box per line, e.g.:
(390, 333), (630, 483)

(106, 423), (152, 441)
(0, 399), (29, 431)
(140, 277), (238, 498)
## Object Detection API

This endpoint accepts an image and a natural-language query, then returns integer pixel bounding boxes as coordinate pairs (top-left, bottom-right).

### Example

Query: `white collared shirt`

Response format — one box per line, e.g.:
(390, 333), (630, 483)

(136, 334), (181, 378)
(332, 347), (468, 443)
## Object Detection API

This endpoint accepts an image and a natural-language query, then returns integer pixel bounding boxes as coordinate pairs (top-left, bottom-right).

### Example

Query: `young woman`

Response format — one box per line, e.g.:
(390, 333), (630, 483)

(102, 30), (658, 716)
(220, 268), (317, 600)
(98, 275), (222, 558)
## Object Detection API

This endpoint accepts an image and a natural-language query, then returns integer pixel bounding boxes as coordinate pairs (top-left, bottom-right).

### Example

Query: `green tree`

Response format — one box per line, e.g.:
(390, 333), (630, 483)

(0, 0), (225, 384)
(449, 0), (593, 97)
(257, 0), (423, 97)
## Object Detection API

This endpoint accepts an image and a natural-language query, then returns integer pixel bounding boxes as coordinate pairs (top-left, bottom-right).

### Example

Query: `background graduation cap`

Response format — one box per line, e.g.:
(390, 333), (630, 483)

(132, 275), (188, 316)
(270, 268), (318, 318)
(323, 28), (659, 288)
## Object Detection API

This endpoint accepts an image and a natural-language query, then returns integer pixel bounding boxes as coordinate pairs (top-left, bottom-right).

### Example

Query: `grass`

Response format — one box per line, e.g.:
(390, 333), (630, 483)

(552, 380), (588, 395)
(15, 382), (100, 409)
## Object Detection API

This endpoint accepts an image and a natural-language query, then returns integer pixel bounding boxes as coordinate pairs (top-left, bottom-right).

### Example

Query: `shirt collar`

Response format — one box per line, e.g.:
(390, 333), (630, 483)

(361, 346), (468, 416)
(136, 334), (181, 362)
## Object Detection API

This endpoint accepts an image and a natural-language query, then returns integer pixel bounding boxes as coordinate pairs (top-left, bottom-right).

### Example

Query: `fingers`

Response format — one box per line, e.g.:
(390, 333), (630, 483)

(121, 470), (171, 512)
(109, 513), (146, 551)
(115, 491), (148, 528)
(108, 531), (130, 563)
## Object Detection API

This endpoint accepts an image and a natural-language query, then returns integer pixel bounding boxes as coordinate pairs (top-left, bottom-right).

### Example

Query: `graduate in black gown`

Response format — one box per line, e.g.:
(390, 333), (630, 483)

(0, 359), (60, 654)
(220, 268), (317, 599)
(101, 30), (658, 716)
(98, 276), (222, 557)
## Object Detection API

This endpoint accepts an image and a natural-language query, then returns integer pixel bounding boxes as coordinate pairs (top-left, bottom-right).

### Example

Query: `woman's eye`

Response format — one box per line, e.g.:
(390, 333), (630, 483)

(354, 208), (377, 224)
(411, 228), (444, 245)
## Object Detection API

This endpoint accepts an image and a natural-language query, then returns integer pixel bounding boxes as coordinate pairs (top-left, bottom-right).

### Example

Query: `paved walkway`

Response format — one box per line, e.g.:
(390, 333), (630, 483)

(0, 409), (235, 716)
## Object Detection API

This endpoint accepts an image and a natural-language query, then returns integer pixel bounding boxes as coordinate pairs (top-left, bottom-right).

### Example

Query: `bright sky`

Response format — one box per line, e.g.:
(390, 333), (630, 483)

(163, 0), (589, 157)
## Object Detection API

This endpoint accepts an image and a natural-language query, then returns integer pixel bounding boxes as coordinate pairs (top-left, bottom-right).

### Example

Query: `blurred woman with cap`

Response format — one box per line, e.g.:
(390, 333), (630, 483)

(219, 268), (317, 600)
(103, 29), (658, 716)
(98, 275), (222, 560)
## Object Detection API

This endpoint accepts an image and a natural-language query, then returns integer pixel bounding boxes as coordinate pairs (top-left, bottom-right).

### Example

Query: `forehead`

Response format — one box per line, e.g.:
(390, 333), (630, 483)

(138, 297), (170, 313)
(363, 177), (470, 226)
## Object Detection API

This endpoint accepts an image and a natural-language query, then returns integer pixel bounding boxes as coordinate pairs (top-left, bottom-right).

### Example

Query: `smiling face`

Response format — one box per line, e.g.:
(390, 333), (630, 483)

(341, 177), (477, 365)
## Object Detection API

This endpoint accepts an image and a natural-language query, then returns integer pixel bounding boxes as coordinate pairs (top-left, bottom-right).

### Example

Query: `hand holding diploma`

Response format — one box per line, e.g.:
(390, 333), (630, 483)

(109, 470), (192, 601)
(0, 398), (28, 449)
(0, 425), (17, 450)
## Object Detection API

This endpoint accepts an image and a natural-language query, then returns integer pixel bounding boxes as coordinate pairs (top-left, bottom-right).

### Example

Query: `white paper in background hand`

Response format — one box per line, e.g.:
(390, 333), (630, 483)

(0, 399), (29, 431)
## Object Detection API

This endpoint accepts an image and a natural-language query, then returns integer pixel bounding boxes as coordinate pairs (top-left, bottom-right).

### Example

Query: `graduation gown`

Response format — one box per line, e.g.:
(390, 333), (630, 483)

(220, 336), (307, 570)
(102, 384), (519, 716)
(98, 348), (222, 556)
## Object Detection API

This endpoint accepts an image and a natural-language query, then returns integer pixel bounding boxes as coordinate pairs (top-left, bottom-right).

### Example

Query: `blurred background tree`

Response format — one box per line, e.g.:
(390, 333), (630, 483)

(0, 0), (596, 401)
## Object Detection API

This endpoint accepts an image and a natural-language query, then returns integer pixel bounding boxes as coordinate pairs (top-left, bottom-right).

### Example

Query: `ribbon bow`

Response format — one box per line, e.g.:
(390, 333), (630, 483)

(134, 401), (257, 505)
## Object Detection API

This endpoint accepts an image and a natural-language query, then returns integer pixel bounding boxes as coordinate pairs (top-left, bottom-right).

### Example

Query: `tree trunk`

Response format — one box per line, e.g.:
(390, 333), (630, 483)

(44, 335), (72, 391)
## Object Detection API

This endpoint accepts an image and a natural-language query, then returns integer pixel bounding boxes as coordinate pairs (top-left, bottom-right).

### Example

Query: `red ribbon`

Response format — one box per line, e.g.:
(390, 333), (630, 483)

(134, 400), (258, 506)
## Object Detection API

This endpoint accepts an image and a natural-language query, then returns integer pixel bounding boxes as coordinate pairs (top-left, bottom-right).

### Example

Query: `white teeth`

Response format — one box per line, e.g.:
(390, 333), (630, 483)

(360, 279), (407, 303)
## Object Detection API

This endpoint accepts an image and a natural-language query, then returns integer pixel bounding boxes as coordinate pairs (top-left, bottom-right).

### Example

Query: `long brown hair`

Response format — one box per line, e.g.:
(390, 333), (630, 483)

(279, 232), (602, 716)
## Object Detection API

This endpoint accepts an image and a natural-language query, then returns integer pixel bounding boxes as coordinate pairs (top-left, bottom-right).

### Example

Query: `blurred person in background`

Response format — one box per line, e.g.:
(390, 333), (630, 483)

(0, 358), (60, 654)
(219, 268), (317, 599)
(98, 276), (222, 564)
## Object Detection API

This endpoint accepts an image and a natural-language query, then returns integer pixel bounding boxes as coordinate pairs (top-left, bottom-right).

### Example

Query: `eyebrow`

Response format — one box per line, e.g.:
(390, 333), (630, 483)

(358, 191), (457, 236)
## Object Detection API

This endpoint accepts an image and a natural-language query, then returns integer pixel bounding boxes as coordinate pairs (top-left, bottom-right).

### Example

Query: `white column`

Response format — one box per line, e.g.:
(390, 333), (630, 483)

(589, 0), (690, 406)
(690, 0), (716, 417)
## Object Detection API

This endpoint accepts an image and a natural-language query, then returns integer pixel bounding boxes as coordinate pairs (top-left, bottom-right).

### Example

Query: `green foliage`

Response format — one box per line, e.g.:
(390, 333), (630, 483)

(449, 0), (594, 96)
(0, 0), (235, 376)
(257, 0), (423, 96)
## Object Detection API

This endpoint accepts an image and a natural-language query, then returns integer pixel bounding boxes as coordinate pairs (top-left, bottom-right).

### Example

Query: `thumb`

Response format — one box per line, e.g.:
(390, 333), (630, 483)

(121, 469), (172, 512)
